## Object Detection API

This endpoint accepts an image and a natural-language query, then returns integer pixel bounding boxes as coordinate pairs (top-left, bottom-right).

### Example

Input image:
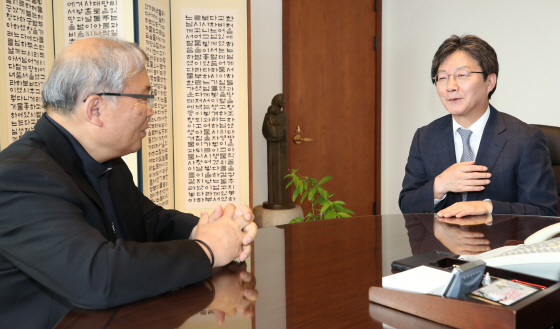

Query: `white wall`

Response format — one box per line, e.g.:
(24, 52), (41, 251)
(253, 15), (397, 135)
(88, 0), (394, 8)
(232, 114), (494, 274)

(381, 0), (560, 215)
(250, 0), (283, 208)
(250, 4), (286, 326)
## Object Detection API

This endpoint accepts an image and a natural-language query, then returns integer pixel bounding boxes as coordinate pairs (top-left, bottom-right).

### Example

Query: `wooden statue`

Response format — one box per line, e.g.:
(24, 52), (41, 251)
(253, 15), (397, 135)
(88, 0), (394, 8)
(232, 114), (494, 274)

(262, 94), (295, 209)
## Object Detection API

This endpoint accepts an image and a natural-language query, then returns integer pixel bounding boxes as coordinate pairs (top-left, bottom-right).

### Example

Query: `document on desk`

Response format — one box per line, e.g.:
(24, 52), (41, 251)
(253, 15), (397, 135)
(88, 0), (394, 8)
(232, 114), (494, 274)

(382, 266), (452, 296)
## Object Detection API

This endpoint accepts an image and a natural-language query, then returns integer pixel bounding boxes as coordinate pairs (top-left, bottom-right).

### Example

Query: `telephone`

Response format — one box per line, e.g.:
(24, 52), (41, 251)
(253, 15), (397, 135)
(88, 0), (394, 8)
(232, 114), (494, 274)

(459, 222), (560, 281)
(443, 259), (486, 298)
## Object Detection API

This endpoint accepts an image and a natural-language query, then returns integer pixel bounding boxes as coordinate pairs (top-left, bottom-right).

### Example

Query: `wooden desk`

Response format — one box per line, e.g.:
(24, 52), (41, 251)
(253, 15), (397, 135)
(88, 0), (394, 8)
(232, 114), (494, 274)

(54, 214), (560, 329)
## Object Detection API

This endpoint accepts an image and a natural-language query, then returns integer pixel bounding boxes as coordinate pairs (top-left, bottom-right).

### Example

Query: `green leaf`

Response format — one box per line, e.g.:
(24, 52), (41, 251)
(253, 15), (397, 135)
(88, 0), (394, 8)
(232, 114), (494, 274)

(293, 179), (305, 198)
(309, 177), (318, 185)
(333, 204), (354, 214)
(324, 210), (337, 219)
(286, 180), (294, 189)
(333, 204), (349, 212)
(332, 201), (345, 205)
(300, 190), (309, 204)
(289, 217), (304, 224)
(293, 175), (301, 188)
(319, 187), (328, 200)
(337, 212), (352, 218)
(308, 187), (317, 201)
(304, 179), (308, 191)
(318, 176), (332, 186)
(320, 202), (332, 214)
(313, 198), (321, 206)
(292, 188), (299, 201)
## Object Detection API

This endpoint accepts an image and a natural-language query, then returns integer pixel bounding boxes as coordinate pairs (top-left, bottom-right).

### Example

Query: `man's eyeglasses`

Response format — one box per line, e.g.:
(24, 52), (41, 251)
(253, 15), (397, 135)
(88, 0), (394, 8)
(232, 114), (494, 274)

(432, 70), (484, 85)
(86, 92), (155, 108)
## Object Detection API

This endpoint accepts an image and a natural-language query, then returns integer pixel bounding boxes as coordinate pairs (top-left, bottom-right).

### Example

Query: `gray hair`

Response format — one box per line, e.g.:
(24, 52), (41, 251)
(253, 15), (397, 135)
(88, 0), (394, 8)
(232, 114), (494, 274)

(42, 37), (148, 115)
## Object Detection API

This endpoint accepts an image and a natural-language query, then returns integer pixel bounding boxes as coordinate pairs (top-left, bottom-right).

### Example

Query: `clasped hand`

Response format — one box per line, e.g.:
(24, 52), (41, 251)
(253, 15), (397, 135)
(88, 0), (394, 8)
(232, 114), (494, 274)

(205, 262), (258, 324)
(191, 204), (257, 267)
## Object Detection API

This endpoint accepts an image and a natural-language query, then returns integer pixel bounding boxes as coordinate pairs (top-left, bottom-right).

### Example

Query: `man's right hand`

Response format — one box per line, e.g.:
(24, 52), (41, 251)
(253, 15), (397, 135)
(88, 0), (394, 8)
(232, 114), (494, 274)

(193, 204), (257, 267)
(433, 161), (491, 199)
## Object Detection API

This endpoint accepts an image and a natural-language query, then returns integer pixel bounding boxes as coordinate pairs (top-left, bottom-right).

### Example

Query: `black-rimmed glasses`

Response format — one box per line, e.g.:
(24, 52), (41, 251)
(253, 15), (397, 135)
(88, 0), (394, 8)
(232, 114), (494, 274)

(432, 70), (484, 85)
(86, 92), (155, 108)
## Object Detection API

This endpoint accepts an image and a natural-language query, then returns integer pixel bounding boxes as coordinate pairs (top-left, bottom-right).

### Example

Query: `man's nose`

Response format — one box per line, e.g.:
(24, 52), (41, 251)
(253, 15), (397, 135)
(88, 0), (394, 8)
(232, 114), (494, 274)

(446, 75), (458, 91)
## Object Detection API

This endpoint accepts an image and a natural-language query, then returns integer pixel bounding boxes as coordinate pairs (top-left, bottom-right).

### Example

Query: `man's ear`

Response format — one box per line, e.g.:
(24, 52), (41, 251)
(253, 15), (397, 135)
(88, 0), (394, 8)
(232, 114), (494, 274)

(84, 95), (103, 127)
(486, 73), (497, 94)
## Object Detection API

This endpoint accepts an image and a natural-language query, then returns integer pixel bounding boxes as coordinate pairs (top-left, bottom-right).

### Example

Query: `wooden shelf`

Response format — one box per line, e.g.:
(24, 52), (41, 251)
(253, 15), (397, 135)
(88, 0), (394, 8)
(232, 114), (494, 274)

(369, 259), (560, 328)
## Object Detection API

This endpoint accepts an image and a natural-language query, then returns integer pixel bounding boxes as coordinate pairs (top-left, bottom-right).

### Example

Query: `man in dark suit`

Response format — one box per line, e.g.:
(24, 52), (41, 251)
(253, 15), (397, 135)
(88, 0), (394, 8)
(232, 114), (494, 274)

(0, 37), (257, 329)
(399, 35), (557, 218)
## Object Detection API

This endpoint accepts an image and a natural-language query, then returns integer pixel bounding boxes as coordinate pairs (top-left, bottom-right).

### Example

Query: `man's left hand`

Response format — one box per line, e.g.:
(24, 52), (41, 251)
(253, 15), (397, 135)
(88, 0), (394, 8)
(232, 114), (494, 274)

(437, 200), (492, 218)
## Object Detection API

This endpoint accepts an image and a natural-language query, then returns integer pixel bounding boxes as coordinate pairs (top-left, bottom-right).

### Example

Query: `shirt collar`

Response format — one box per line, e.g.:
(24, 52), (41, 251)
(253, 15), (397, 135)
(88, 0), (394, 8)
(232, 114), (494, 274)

(45, 113), (112, 178)
(452, 106), (490, 137)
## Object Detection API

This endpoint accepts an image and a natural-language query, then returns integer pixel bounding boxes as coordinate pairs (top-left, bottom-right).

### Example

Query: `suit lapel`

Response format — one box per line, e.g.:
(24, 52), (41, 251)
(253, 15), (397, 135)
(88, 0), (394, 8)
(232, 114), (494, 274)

(470, 105), (507, 200)
(435, 116), (465, 205)
(436, 116), (457, 173)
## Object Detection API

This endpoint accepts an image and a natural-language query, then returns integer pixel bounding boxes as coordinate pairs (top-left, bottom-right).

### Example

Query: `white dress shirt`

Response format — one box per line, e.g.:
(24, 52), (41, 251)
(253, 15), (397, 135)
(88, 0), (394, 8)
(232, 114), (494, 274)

(452, 107), (490, 163)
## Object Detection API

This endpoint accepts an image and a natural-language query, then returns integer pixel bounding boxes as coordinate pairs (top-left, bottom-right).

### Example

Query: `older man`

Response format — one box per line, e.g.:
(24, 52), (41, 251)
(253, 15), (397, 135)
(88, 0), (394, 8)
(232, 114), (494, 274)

(0, 37), (257, 328)
(399, 34), (557, 218)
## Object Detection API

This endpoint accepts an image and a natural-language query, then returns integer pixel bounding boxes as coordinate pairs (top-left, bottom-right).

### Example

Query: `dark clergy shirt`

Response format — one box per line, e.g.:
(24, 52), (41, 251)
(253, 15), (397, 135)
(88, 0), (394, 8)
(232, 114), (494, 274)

(45, 114), (127, 240)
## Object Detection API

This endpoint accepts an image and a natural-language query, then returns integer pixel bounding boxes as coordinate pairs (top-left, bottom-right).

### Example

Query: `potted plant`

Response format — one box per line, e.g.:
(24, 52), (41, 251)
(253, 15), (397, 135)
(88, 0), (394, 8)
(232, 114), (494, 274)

(285, 169), (354, 223)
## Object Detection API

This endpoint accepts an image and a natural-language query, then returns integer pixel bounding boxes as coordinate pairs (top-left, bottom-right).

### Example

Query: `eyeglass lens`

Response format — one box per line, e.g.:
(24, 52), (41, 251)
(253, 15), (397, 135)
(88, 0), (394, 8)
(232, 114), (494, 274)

(435, 70), (472, 84)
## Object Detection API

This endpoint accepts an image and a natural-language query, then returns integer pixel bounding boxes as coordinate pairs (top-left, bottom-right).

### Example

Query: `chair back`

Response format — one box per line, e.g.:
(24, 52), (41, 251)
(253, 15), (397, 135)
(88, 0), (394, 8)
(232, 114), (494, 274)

(532, 124), (560, 212)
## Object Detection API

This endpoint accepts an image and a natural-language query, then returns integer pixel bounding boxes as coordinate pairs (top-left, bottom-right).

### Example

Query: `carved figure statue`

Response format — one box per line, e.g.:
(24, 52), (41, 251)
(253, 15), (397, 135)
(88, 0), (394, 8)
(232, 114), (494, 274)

(262, 94), (295, 209)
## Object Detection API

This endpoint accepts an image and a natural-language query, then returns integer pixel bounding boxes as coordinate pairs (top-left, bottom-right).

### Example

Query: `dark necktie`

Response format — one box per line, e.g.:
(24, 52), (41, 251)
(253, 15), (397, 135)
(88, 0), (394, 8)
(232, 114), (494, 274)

(457, 128), (473, 201)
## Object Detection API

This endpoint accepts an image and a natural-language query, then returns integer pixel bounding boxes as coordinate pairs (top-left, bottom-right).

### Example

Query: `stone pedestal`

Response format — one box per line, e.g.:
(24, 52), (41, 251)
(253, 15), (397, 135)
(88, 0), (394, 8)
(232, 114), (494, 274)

(253, 204), (303, 228)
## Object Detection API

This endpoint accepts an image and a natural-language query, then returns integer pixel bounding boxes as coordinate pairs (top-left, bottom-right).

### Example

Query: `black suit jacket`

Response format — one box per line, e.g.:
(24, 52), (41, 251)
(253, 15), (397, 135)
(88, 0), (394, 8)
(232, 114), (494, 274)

(0, 115), (212, 329)
(399, 106), (558, 216)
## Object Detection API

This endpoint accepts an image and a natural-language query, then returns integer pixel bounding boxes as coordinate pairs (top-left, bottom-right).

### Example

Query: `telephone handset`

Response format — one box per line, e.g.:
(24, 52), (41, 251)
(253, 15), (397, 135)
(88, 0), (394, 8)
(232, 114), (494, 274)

(459, 222), (560, 281)
(524, 222), (560, 244)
